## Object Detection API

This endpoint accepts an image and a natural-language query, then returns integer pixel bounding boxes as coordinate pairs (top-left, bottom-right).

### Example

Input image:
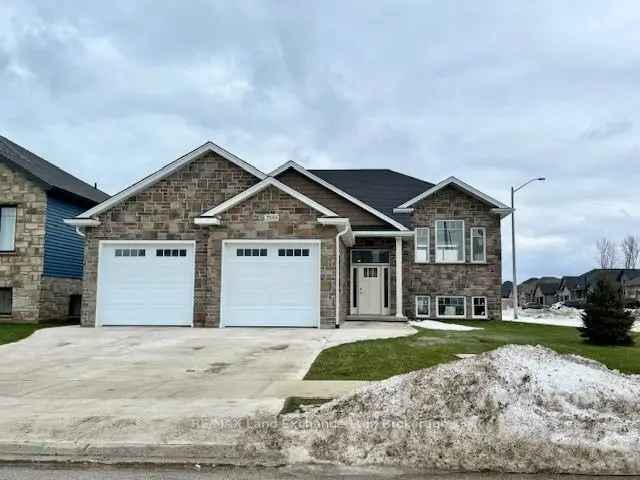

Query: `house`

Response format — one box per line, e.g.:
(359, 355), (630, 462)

(64, 141), (511, 328)
(501, 281), (513, 298)
(0, 136), (109, 323)
(556, 276), (579, 302)
(625, 276), (640, 299)
(515, 277), (538, 305)
(532, 277), (561, 306)
(574, 269), (640, 299)
(621, 270), (640, 299)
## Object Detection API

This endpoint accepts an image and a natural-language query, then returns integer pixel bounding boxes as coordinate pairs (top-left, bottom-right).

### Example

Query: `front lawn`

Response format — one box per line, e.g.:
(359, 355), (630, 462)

(305, 320), (640, 381)
(0, 323), (59, 346)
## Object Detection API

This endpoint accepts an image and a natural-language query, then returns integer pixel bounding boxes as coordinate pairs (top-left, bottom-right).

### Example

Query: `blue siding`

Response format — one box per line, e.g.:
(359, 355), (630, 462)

(43, 195), (86, 279)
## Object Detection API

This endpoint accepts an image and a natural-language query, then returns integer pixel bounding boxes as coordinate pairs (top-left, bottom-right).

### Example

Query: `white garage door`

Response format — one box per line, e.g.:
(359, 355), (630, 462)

(221, 241), (321, 327)
(96, 241), (195, 326)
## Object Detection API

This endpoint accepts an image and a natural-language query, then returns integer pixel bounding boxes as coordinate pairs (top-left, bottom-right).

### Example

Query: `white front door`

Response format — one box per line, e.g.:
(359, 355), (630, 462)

(357, 266), (382, 314)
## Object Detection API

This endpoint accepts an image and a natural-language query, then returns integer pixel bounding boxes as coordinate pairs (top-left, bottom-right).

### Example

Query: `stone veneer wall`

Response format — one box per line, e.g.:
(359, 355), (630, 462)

(0, 163), (47, 324)
(403, 185), (502, 320)
(38, 277), (83, 321)
(81, 152), (340, 328)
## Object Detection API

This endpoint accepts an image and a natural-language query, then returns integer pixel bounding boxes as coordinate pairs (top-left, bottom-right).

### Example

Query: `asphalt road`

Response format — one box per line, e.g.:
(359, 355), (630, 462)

(0, 464), (625, 480)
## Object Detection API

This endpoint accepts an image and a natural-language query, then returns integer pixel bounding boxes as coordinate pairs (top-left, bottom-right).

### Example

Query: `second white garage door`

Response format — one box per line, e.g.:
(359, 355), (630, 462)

(220, 240), (321, 327)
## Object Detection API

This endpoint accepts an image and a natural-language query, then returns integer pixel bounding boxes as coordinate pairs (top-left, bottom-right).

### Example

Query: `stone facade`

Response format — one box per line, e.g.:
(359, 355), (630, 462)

(402, 185), (502, 320)
(38, 277), (83, 321)
(81, 152), (342, 328)
(0, 163), (47, 324)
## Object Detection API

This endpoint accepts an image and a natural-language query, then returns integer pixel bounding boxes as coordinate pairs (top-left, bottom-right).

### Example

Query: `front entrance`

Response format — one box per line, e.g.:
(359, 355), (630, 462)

(350, 249), (390, 316)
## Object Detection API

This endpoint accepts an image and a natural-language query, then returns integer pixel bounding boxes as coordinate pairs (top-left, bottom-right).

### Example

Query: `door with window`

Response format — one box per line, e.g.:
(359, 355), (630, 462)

(351, 249), (390, 315)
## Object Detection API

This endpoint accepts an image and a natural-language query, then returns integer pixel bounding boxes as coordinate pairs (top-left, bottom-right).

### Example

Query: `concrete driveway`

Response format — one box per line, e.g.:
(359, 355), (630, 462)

(0, 323), (413, 463)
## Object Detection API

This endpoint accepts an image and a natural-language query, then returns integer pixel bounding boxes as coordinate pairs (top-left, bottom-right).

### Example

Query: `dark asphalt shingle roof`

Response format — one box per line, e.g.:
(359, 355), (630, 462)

(537, 278), (561, 295)
(308, 169), (434, 228)
(0, 136), (109, 205)
(559, 276), (579, 291)
(501, 281), (513, 297)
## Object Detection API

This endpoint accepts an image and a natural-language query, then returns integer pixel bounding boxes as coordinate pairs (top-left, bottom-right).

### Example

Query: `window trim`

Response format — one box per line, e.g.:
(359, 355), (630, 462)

(434, 220), (465, 264)
(0, 205), (18, 253)
(415, 295), (431, 318)
(470, 227), (487, 264)
(435, 295), (467, 319)
(414, 227), (430, 263)
(472, 296), (488, 319)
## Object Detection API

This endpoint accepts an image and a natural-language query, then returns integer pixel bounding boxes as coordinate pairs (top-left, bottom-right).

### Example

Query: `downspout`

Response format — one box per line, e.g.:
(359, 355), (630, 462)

(335, 222), (350, 329)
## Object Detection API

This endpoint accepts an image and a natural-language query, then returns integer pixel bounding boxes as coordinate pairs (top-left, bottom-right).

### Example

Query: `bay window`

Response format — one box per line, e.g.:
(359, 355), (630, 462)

(471, 227), (486, 263)
(414, 227), (429, 263)
(435, 220), (464, 263)
(0, 206), (17, 252)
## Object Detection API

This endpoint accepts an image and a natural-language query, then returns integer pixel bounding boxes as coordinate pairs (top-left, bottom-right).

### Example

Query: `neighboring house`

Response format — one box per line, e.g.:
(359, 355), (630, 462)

(515, 277), (538, 305)
(621, 270), (640, 298)
(501, 281), (513, 298)
(557, 276), (579, 302)
(574, 269), (640, 299)
(65, 141), (511, 328)
(532, 277), (560, 306)
(0, 136), (109, 323)
(625, 276), (640, 299)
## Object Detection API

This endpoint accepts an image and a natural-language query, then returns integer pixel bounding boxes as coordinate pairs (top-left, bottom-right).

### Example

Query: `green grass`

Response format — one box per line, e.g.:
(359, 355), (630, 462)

(0, 323), (61, 346)
(305, 320), (640, 381)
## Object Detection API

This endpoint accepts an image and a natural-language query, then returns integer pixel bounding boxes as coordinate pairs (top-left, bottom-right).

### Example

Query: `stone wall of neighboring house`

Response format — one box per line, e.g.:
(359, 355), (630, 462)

(403, 185), (502, 320)
(38, 277), (83, 321)
(81, 151), (260, 327)
(0, 163), (47, 324)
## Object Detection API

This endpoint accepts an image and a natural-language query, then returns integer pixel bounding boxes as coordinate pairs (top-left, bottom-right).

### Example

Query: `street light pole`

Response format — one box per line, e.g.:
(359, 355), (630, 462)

(511, 177), (546, 320)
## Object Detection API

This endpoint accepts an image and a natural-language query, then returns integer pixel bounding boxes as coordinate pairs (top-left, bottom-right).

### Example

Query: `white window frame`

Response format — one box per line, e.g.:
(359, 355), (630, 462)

(0, 205), (17, 253)
(415, 295), (431, 318)
(434, 220), (465, 264)
(414, 227), (429, 263)
(472, 296), (488, 319)
(436, 295), (467, 319)
(470, 227), (487, 263)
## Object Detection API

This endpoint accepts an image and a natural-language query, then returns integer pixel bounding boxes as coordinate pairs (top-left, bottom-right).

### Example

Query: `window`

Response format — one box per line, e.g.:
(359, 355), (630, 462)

(0, 288), (12, 315)
(472, 297), (487, 319)
(156, 248), (186, 257)
(414, 227), (429, 263)
(238, 248), (269, 257)
(277, 248), (310, 257)
(351, 249), (390, 264)
(383, 268), (389, 308)
(352, 268), (358, 308)
(364, 267), (378, 278)
(0, 206), (17, 252)
(415, 296), (430, 318)
(117, 248), (146, 257)
(436, 296), (466, 318)
(471, 227), (486, 263)
(435, 220), (465, 263)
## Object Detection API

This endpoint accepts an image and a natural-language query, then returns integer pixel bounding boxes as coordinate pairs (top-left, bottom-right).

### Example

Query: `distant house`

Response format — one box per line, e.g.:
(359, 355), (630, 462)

(625, 277), (640, 299)
(621, 270), (640, 298)
(0, 136), (109, 323)
(575, 269), (640, 299)
(532, 277), (561, 306)
(501, 281), (513, 298)
(557, 276), (579, 302)
(516, 277), (539, 305)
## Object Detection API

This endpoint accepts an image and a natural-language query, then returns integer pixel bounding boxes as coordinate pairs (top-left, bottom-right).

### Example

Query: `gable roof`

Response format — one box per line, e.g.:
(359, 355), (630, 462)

(559, 276), (579, 291)
(534, 277), (561, 295)
(576, 269), (630, 289)
(307, 168), (434, 228)
(270, 161), (410, 231)
(0, 135), (109, 205)
(395, 176), (511, 214)
(501, 281), (513, 297)
(199, 176), (337, 218)
(71, 141), (266, 220)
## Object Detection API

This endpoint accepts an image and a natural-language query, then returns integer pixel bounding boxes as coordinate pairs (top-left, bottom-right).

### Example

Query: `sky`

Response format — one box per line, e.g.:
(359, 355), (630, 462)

(2, 1), (640, 282)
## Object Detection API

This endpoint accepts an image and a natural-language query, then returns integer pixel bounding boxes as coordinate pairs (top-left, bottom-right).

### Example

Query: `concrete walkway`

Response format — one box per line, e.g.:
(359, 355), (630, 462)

(0, 322), (413, 464)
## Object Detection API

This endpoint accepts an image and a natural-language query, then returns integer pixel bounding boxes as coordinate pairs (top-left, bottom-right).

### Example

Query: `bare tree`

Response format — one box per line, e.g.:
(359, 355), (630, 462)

(595, 237), (618, 269)
(621, 235), (640, 269)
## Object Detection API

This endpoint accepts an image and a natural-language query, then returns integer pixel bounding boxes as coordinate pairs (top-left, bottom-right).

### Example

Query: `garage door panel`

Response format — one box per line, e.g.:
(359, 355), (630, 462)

(97, 242), (195, 326)
(221, 242), (320, 327)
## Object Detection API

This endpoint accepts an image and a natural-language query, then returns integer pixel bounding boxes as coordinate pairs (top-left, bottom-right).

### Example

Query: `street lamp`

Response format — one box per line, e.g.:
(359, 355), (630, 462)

(511, 177), (546, 319)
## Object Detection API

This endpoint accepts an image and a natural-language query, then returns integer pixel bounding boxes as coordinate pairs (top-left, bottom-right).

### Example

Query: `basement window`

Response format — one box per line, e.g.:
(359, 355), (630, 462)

(436, 296), (466, 318)
(0, 288), (12, 315)
(415, 295), (430, 318)
(472, 297), (487, 319)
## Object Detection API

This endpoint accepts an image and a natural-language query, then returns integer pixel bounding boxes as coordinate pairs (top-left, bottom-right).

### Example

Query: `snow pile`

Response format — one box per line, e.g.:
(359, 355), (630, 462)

(503, 306), (640, 331)
(271, 346), (640, 474)
(408, 319), (482, 331)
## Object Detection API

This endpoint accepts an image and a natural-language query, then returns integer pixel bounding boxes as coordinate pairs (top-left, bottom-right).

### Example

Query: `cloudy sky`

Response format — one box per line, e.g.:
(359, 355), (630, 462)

(2, 1), (640, 282)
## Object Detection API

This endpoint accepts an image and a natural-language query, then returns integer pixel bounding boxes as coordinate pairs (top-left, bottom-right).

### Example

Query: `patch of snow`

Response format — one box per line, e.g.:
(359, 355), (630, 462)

(408, 319), (482, 331)
(251, 346), (640, 474)
(503, 306), (640, 331)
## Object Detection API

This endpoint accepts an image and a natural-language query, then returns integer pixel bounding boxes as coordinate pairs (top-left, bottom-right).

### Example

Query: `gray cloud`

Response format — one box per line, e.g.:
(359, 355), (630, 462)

(2, 0), (640, 281)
